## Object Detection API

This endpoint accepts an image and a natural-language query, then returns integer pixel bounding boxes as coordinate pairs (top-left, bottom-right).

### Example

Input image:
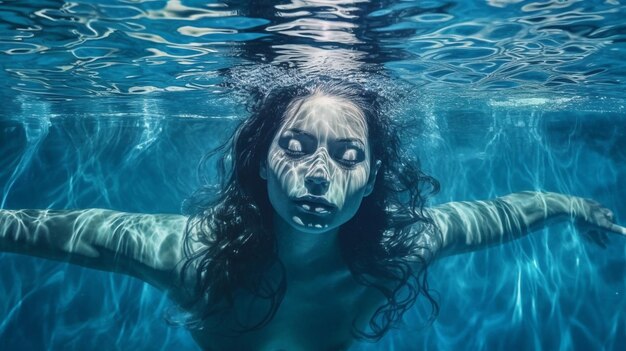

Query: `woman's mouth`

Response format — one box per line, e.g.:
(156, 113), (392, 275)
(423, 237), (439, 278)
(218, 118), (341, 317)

(297, 202), (332, 215)
(293, 196), (337, 216)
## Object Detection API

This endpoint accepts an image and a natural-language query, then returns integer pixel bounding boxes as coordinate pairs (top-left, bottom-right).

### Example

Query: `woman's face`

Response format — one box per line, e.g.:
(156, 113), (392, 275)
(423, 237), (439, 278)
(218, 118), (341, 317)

(263, 93), (377, 233)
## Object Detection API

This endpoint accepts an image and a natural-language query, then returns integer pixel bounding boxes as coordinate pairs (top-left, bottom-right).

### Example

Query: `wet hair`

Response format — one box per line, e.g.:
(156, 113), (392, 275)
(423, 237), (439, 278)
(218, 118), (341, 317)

(179, 80), (441, 341)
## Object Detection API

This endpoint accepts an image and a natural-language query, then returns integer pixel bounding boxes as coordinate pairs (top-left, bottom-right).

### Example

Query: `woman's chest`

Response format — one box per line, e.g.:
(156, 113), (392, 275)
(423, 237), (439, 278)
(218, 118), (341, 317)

(191, 272), (385, 351)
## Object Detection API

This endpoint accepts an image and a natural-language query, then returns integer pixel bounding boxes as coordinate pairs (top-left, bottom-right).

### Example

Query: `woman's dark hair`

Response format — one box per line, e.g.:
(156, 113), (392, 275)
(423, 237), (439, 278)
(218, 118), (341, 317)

(178, 80), (441, 341)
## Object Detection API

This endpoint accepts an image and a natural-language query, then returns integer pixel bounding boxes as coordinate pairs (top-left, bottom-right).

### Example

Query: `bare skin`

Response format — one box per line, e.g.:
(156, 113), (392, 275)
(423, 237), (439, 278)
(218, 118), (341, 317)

(1, 93), (624, 351)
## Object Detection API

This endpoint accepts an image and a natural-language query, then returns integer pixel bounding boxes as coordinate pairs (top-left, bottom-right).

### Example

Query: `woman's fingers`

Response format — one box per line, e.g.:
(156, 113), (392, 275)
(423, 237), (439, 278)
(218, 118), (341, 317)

(606, 209), (615, 221)
(605, 222), (626, 236)
(575, 198), (624, 246)
(582, 199), (624, 233)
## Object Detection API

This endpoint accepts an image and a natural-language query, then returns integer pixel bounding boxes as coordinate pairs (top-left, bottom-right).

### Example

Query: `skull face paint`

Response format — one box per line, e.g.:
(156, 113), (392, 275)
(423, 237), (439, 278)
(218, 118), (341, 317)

(264, 92), (376, 233)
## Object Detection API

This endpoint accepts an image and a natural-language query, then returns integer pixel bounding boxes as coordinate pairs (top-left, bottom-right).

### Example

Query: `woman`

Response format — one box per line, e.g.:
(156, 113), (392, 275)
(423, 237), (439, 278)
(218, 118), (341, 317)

(1, 81), (623, 351)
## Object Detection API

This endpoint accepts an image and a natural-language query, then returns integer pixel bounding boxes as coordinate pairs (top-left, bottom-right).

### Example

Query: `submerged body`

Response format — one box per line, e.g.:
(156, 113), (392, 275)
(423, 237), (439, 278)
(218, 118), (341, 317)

(1, 85), (624, 351)
(189, 258), (383, 351)
(1, 192), (620, 351)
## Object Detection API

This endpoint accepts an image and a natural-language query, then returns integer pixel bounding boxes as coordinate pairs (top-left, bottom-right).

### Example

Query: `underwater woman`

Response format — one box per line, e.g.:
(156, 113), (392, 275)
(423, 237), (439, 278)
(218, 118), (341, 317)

(1, 81), (624, 351)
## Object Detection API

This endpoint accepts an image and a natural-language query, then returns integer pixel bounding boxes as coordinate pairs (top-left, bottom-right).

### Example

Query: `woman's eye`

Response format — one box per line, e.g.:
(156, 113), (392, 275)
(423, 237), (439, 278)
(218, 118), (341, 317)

(278, 133), (314, 156)
(341, 149), (357, 161)
(287, 139), (303, 153)
(335, 146), (364, 166)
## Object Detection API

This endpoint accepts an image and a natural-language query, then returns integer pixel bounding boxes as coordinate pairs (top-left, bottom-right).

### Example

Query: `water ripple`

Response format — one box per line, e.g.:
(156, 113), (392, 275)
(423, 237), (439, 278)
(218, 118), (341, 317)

(1, 2), (626, 351)
(0, 0), (624, 98)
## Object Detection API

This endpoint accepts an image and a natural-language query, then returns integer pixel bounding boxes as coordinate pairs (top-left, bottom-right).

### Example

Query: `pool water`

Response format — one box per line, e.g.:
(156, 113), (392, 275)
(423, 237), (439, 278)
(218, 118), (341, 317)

(1, 1), (625, 350)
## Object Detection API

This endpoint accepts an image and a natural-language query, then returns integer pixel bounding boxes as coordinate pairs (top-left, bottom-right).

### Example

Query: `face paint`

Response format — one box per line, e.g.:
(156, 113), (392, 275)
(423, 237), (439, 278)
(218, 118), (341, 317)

(265, 93), (374, 233)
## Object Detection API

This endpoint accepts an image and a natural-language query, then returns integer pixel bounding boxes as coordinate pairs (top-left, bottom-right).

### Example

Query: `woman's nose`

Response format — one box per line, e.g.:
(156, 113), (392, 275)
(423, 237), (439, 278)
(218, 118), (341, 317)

(304, 150), (331, 195)
(305, 174), (330, 195)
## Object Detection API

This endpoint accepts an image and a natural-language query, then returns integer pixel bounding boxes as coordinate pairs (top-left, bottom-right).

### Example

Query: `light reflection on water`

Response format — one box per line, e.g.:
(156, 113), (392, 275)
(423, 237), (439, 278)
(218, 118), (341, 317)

(1, 0), (624, 99)
(1, 0), (626, 350)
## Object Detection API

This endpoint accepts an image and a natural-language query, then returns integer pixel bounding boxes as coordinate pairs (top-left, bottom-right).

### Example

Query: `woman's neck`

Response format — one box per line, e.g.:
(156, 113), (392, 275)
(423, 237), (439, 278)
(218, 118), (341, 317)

(273, 213), (345, 276)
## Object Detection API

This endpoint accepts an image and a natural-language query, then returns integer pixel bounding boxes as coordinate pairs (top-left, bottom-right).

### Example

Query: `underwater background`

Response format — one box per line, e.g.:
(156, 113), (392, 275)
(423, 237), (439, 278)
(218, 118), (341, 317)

(1, 0), (625, 350)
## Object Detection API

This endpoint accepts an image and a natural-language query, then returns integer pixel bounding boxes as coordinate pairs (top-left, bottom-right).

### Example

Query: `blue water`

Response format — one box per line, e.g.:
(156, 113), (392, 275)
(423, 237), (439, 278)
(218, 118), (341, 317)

(1, 0), (625, 350)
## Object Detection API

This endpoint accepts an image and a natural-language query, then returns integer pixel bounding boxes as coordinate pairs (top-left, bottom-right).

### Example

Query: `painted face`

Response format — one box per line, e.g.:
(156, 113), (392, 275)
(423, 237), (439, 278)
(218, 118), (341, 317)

(263, 93), (377, 233)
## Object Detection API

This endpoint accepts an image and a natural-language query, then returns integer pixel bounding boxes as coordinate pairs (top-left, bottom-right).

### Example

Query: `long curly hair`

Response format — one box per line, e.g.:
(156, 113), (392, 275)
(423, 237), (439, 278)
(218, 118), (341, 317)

(179, 80), (441, 341)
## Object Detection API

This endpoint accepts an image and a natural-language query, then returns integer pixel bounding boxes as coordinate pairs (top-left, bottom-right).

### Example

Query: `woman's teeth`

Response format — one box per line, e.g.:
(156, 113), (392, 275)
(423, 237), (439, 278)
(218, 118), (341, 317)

(299, 203), (330, 214)
(292, 216), (304, 226)
(292, 216), (329, 229)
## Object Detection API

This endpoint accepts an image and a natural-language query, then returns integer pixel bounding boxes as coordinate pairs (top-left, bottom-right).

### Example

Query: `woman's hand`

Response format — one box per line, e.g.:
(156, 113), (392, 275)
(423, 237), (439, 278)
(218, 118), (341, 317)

(572, 198), (626, 248)
(429, 191), (626, 257)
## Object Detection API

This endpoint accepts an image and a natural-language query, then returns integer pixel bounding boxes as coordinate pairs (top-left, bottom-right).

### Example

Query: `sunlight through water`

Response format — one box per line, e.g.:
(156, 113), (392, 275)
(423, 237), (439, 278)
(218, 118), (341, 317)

(1, 0), (625, 350)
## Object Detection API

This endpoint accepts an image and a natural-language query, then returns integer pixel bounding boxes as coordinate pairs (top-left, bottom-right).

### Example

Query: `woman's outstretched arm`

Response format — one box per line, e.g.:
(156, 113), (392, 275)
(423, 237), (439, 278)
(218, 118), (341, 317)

(428, 191), (626, 257)
(0, 209), (187, 294)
